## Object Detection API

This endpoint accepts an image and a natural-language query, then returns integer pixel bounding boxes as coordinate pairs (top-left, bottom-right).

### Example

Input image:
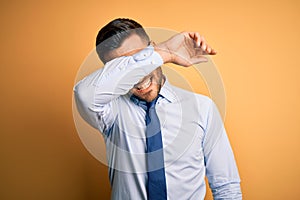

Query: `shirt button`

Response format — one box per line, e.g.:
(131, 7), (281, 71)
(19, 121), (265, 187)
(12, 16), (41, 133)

(151, 60), (156, 64)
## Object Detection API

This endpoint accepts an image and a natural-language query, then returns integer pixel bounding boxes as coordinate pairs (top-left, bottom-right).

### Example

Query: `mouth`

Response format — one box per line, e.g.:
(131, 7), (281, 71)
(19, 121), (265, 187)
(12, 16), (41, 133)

(134, 77), (152, 91)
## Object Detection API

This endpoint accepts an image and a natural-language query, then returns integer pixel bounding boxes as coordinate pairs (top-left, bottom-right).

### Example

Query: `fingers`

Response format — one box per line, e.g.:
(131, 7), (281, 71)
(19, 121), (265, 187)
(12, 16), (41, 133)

(186, 32), (217, 55)
(188, 32), (202, 47)
(200, 45), (217, 55)
(209, 48), (217, 55)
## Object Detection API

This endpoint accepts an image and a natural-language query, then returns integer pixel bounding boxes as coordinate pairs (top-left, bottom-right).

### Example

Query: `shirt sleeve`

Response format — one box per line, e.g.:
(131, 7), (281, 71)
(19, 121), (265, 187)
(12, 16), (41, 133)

(203, 100), (242, 199)
(73, 45), (163, 134)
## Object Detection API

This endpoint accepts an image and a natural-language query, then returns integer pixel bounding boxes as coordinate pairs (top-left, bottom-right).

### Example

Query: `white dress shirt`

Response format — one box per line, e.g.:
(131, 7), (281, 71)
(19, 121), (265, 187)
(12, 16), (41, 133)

(74, 45), (242, 200)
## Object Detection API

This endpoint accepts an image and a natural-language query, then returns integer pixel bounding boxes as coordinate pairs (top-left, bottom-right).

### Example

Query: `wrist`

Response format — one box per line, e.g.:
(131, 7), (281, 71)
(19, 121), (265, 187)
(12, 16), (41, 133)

(154, 43), (173, 64)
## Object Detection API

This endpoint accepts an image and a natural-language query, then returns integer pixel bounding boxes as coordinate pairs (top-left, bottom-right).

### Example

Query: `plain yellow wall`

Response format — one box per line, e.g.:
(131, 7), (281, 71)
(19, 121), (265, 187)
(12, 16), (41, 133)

(0, 0), (299, 199)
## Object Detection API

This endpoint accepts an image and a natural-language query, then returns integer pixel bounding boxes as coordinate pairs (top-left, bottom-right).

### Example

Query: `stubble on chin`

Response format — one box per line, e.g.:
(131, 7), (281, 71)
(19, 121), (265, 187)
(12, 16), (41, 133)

(143, 84), (162, 102)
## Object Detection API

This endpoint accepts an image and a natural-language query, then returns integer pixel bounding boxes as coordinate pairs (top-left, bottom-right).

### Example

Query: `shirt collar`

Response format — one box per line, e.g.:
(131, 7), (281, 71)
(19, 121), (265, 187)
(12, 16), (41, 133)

(159, 77), (177, 103)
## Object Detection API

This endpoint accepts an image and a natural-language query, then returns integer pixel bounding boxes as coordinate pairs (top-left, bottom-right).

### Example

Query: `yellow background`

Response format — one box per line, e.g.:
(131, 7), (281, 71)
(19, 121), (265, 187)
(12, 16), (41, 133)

(1, 0), (299, 199)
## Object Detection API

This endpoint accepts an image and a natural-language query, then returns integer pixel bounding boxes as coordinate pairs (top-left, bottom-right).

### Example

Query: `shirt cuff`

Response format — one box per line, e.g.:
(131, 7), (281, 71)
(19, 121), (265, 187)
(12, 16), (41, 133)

(132, 45), (164, 67)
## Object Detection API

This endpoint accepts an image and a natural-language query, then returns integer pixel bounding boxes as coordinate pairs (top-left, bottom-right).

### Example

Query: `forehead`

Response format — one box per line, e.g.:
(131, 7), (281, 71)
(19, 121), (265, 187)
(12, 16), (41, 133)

(115, 34), (149, 57)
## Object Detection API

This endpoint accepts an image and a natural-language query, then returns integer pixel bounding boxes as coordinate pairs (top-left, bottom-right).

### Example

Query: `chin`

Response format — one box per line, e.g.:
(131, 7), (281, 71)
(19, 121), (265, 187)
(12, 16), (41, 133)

(144, 91), (160, 102)
(144, 96), (156, 102)
(134, 91), (158, 102)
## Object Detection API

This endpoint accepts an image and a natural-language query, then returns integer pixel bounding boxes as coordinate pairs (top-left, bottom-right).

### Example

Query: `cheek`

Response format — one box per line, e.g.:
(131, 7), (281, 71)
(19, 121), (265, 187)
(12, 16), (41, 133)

(131, 89), (140, 96)
(129, 88), (135, 94)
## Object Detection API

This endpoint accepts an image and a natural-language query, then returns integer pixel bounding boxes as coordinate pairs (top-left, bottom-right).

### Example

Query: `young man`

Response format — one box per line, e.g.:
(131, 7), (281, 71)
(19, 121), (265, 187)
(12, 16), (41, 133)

(74, 18), (242, 200)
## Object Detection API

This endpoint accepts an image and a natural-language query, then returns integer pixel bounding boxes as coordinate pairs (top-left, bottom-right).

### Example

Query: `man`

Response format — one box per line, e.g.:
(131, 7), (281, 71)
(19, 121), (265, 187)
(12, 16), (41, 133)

(74, 18), (242, 199)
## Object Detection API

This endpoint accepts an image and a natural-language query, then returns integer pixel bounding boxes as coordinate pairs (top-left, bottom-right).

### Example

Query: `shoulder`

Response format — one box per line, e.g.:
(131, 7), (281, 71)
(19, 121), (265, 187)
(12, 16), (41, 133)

(168, 84), (212, 106)
(163, 83), (213, 119)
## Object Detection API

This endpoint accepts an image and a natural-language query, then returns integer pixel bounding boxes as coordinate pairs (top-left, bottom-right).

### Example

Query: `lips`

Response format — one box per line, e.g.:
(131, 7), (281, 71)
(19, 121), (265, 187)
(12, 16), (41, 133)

(135, 77), (152, 91)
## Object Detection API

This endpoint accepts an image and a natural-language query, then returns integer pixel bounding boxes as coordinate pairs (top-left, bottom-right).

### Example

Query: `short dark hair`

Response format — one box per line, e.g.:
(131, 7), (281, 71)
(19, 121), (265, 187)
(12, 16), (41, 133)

(95, 18), (150, 63)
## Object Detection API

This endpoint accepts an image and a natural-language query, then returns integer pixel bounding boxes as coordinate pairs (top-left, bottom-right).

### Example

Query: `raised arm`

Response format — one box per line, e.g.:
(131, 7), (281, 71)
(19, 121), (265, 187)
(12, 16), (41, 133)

(73, 46), (163, 131)
(73, 32), (216, 132)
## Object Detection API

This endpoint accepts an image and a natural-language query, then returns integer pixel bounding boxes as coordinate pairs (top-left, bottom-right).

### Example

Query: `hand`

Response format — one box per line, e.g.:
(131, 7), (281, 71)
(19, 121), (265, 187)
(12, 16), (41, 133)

(154, 32), (216, 67)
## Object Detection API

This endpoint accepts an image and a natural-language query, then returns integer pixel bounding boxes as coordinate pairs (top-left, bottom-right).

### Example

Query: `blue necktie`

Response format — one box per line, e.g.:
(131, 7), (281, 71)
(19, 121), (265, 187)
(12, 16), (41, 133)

(130, 95), (167, 200)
